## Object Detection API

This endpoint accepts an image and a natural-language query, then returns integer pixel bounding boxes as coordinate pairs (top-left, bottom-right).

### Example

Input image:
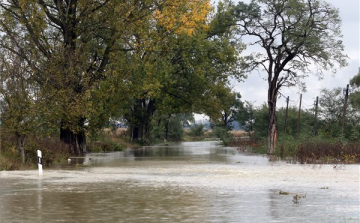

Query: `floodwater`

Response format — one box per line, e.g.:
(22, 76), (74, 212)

(0, 141), (359, 223)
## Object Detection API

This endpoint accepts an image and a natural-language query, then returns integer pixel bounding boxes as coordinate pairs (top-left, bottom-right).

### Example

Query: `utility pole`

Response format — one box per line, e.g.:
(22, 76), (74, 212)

(297, 94), (302, 137)
(313, 96), (319, 137)
(284, 96), (289, 133)
(341, 84), (350, 136)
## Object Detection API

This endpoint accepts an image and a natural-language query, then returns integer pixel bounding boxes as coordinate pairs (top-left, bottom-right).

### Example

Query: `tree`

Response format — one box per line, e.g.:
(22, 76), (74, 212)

(250, 104), (269, 138)
(236, 101), (255, 133)
(242, 103), (314, 139)
(151, 113), (194, 142)
(318, 87), (360, 139)
(350, 68), (360, 109)
(0, 0), (244, 154)
(208, 88), (244, 130)
(0, 0), (154, 155)
(114, 0), (244, 143)
(0, 51), (38, 163)
(231, 0), (348, 154)
(276, 106), (314, 136)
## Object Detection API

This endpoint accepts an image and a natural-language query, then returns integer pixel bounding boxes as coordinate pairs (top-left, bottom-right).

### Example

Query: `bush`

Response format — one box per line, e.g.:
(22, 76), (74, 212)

(213, 127), (232, 146)
(87, 129), (126, 153)
(295, 138), (360, 164)
(88, 141), (125, 153)
(274, 134), (360, 164)
(0, 148), (23, 170)
(276, 134), (301, 158)
(189, 124), (205, 137)
(0, 136), (71, 170)
(25, 137), (70, 166)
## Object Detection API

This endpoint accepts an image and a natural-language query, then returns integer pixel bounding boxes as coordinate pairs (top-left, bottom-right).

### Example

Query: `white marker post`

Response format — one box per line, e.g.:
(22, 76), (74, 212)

(37, 150), (43, 176)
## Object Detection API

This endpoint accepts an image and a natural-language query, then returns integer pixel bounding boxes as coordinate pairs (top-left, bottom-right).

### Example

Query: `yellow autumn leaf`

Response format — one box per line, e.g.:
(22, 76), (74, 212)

(155, 0), (212, 36)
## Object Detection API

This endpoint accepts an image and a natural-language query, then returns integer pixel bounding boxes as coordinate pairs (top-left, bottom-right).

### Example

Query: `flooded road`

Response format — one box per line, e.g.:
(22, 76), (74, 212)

(0, 141), (359, 222)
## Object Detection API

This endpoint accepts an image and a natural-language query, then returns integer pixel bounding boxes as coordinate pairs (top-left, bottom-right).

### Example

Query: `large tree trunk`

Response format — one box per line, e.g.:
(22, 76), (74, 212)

(164, 119), (169, 142)
(130, 119), (151, 143)
(268, 83), (278, 155)
(128, 99), (156, 143)
(60, 119), (87, 155)
(144, 119), (151, 144)
(60, 128), (87, 155)
(130, 126), (143, 142)
(17, 134), (26, 164)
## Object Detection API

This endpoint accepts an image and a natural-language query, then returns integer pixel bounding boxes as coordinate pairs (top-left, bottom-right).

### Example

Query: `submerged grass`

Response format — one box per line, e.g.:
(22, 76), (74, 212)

(87, 129), (128, 153)
(295, 140), (360, 164)
(0, 149), (24, 170)
(231, 133), (360, 164)
(0, 137), (71, 171)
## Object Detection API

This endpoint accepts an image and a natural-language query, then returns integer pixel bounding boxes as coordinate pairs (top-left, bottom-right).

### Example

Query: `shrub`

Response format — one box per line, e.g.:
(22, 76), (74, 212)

(0, 136), (71, 170)
(189, 124), (205, 137)
(87, 129), (126, 152)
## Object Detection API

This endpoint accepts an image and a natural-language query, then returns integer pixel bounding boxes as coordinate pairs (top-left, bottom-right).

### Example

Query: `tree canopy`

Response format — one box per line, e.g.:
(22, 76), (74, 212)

(0, 0), (244, 156)
(350, 68), (360, 109)
(228, 0), (348, 154)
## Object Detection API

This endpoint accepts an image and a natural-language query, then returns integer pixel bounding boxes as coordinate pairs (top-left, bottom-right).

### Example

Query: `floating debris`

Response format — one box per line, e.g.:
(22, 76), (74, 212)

(292, 193), (306, 204)
(279, 191), (290, 195)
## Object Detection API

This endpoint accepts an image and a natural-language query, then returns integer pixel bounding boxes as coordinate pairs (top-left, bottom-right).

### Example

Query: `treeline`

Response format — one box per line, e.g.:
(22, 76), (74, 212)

(239, 86), (360, 141)
(0, 0), (357, 168)
(0, 0), (245, 165)
(229, 81), (360, 163)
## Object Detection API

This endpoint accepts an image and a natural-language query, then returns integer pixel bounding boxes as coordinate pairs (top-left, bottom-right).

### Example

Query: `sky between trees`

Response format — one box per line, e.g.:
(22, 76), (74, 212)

(229, 0), (359, 110)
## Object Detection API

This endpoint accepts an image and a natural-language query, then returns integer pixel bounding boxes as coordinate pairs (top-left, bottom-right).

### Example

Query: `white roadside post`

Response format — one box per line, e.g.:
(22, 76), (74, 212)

(37, 150), (43, 176)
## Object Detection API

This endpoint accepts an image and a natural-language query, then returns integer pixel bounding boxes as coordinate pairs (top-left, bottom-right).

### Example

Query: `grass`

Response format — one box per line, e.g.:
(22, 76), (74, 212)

(0, 149), (24, 170)
(87, 128), (128, 153)
(294, 138), (360, 164)
(230, 133), (360, 164)
(0, 137), (71, 170)
(0, 128), (131, 171)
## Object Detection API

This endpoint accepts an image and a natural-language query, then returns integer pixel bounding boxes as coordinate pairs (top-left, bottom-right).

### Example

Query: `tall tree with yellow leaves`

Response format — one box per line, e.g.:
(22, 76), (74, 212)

(114, 0), (244, 143)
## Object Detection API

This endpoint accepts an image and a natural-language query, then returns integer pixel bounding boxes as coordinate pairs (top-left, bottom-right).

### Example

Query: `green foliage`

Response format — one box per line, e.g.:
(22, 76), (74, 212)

(236, 101), (255, 132)
(0, 148), (23, 171)
(295, 137), (360, 164)
(209, 90), (244, 129)
(87, 131), (125, 153)
(90, 141), (124, 153)
(0, 0), (245, 157)
(0, 136), (71, 170)
(208, 89), (245, 145)
(113, 1), (244, 142)
(166, 118), (184, 142)
(229, 0), (347, 153)
(251, 104), (269, 139)
(350, 68), (360, 110)
(255, 133), (360, 163)
(277, 106), (314, 136)
(318, 87), (360, 140)
(350, 68), (360, 87)
(151, 113), (193, 142)
(213, 126), (232, 146)
(189, 124), (205, 137)
(233, 0), (348, 77)
(237, 86), (360, 160)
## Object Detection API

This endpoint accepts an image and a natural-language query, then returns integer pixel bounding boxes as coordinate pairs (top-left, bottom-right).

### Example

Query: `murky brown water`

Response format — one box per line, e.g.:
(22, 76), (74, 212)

(1, 141), (359, 223)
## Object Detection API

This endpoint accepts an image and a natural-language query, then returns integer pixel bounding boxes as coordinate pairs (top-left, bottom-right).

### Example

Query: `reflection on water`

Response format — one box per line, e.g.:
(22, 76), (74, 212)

(0, 141), (359, 223)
